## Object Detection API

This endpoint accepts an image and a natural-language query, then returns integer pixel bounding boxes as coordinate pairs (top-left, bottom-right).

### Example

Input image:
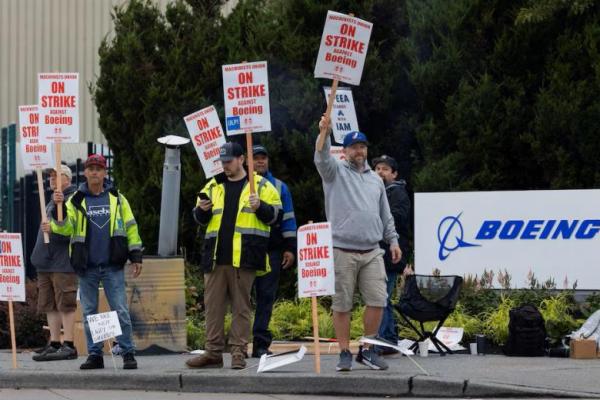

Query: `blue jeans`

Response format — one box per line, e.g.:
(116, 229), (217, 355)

(378, 271), (399, 343)
(79, 265), (135, 356)
(252, 250), (282, 349)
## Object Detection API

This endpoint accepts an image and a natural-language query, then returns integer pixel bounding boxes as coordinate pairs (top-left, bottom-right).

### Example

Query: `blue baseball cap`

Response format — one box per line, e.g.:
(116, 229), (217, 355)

(343, 131), (369, 148)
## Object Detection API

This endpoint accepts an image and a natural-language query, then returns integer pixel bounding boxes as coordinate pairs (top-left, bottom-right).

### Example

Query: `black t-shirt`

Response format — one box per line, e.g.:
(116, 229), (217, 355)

(216, 177), (247, 265)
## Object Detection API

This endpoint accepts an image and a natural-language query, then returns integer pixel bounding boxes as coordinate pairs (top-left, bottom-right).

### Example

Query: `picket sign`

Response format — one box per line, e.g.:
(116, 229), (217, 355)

(38, 73), (79, 221)
(184, 105), (226, 178)
(323, 87), (359, 144)
(297, 221), (335, 373)
(222, 60), (271, 194)
(18, 105), (53, 243)
(87, 311), (122, 371)
(314, 11), (372, 151)
(0, 233), (26, 369)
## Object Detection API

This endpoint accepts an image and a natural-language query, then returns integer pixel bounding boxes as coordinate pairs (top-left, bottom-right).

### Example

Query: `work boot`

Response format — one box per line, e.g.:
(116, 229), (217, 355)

(185, 352), (223, 369)
(80, 354), (104, 370)
(33, 344), (77, 361)
(231, 352), (246, 369)
(123, 353), (138, 369)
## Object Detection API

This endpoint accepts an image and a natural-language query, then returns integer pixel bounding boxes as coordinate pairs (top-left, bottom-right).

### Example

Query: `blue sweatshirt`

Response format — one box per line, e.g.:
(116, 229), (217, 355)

(80, 182), (112, 267)
(262, 171), (297, 252)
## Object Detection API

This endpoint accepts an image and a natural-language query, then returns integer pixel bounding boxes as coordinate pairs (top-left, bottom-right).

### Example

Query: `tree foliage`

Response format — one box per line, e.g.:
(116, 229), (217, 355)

(93, 0), (600, 297)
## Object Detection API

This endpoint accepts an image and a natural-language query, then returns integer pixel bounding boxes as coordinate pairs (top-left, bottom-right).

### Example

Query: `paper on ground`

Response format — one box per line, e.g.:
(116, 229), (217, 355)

(190, 349), (206, 355)
(359, 337), (414, 356)
(257, 346), (307, 373)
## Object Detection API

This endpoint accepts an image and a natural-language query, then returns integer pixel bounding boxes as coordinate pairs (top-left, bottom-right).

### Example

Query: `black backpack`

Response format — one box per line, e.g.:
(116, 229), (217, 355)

(503, 304), (547, 356)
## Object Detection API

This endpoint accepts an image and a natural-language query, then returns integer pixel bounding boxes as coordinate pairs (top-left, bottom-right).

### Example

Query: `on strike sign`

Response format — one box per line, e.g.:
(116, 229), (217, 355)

(18, 105), (53, 170)
(222, 61), (271, 135)
(323, 87), (359, 144)
(184, 105), (226, 178)
(314, 11), (373, 85)
(297, 223), (335, 298)
(0, 233), (26, 302)
(38, 73), (79, 143)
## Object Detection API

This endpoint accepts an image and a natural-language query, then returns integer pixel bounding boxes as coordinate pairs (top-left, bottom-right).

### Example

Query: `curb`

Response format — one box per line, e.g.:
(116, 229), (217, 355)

(1, 371), (599, 397)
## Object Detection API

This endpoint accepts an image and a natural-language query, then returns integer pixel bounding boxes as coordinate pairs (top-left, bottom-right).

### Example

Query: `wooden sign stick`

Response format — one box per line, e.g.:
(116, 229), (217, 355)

(311, 294), (321, 374)
(246, 131), (256, 194)
(35, 168), (50, 243)
(54, 142), (63, 221)
(316, 79), (339, 152)
(9, 300), (18, 368)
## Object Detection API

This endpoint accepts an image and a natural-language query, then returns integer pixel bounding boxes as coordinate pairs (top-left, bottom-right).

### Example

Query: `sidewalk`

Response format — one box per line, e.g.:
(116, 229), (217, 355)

(1, 350), (599, 397)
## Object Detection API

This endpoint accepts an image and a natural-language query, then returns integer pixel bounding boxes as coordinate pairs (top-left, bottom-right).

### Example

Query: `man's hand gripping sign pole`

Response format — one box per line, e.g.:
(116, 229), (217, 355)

(314, 11), (372, 151)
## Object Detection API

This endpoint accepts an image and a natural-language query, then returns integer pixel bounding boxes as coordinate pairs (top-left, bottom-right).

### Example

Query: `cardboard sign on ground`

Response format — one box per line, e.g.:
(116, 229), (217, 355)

(18, 105), (53, 170)
(38, 73), (79, 143)
(314, 11), (373, 85)
(222, 61), (271, 135)
(0, 233), (26, 302)
(87, 311), (122, 344)
(323, 87), (359, 144)
(184, 105), (226, 178)
(297, 222), (335, 298)
(257, 346), (307, 373)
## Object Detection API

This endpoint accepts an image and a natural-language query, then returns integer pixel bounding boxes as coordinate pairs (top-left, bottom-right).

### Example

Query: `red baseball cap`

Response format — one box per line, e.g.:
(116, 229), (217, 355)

(84, 154), (107, 169)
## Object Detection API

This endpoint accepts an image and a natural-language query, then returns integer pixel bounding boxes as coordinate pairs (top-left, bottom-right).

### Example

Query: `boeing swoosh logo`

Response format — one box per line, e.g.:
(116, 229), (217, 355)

(437, 212), (480, 261)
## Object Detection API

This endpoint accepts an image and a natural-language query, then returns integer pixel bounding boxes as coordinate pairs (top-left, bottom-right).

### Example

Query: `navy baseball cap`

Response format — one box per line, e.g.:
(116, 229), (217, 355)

(343, 131), (369, 148)
(372, 155), (399, 172)
(252, 145), (268, 156)
(219, 142), (244, 161)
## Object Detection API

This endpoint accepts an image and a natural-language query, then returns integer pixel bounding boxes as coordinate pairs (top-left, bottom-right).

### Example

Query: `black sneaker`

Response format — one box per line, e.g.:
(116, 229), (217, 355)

(80, 355), (104, 370)
(33, 344), (77, 361)
(34, 343), (55, 354)
(251, 347), (272, 358)
(336, 349), (353, 371)
(123, 353), (138, 370)
(356, 346), (389, 370)
(32, 345), (59, 361)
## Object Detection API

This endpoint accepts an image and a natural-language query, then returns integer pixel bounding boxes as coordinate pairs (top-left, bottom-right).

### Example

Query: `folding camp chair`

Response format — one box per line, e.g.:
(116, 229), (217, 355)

(394, 274), (463, 356)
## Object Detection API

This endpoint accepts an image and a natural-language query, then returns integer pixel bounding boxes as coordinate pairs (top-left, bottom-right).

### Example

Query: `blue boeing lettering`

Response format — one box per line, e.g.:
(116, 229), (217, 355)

(475, 219), (600, 240)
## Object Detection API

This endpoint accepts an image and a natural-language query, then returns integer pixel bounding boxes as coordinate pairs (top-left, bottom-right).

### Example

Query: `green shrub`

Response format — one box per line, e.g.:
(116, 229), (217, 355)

(539, 292), (579, 342)
(186, 317), (205, 350)
(482, 295), (515, 345)
(445, 303), (484, 342)
(269, 298), (333, 340)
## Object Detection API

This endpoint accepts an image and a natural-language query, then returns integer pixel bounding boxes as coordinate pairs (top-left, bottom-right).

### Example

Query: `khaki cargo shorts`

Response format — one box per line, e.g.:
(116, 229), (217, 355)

(331, 248), (387, 312)
(37, 272), (78, 313)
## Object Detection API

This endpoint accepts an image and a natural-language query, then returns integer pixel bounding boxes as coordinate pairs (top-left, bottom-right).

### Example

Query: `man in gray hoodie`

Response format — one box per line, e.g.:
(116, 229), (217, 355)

(30, 164), (78, 361)
(314, 115), (401, 372)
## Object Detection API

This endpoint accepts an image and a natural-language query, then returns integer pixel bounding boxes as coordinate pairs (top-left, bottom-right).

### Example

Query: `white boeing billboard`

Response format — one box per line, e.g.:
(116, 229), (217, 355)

(415, 190), (600, 289)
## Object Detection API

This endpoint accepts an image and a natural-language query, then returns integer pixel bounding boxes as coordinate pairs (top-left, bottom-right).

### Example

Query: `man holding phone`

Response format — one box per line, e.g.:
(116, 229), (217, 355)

(187, 142), (282, 370)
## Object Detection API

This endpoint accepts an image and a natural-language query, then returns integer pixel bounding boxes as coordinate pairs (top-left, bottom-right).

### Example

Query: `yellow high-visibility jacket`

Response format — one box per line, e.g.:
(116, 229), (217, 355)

(50, 188), (142, 272)
(195, 173), (282, 273)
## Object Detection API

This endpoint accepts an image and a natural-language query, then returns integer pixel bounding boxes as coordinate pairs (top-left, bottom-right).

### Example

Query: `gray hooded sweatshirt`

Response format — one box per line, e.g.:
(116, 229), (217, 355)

(30, 184), (77, 272)
(314, 136), (398, 250)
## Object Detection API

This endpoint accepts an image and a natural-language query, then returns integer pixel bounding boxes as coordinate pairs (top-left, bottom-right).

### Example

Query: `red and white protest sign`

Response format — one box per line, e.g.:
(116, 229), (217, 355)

(323, 86), (359, 144)
(314, 11), (373, 85)
(297, 223), (335, 298)
(18, 105), (54, 170)
(38, 73), (79, 143)
(184, 105), (226, 178)
(222, 61), (271, 135)
(0, 233), (26, 302)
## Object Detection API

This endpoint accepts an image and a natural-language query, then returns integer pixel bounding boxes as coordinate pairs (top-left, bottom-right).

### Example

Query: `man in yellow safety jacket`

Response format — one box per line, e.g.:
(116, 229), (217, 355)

(186, 142), (282, 370)
(43, 154), (143, 371)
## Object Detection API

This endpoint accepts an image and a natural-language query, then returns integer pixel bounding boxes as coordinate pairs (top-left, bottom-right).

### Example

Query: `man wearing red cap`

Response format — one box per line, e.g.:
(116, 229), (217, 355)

(43, 154), (143, 370)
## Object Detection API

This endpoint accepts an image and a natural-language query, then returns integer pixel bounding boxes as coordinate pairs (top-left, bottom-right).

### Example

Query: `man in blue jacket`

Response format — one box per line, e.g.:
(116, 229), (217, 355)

(251, 145), (297, 357)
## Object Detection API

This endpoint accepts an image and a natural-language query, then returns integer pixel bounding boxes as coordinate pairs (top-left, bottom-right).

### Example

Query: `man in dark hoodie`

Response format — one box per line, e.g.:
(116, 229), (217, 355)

(30, 164), (78, 361)
(372, 155), (411, 353)
(43, 154), (143, 370)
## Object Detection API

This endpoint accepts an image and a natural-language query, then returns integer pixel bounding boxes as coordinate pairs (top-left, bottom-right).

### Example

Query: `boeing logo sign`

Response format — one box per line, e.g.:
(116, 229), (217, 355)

(437, 213), (479, 260)
(437, 213), (600, 261)
(417, 190), (600, 289)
